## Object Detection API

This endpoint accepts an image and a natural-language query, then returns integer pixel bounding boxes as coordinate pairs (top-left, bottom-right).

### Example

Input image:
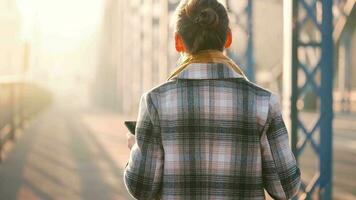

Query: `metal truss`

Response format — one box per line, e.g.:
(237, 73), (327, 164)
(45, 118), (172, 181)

(289, 0), (334, 199)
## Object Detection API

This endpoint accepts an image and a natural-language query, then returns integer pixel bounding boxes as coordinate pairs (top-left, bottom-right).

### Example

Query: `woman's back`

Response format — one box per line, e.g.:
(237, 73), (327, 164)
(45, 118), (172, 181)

(124, 63), (300, 199)
(124, 0), (300, 199)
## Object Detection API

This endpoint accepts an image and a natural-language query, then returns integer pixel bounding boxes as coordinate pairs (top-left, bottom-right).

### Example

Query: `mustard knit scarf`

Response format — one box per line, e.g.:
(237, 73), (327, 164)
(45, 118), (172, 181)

(167, 49), (248, 81)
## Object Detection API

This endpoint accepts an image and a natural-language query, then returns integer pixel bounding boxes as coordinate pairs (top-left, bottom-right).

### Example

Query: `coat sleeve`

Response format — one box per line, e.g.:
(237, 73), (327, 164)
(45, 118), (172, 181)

(260, 93), (301, 200)
(124, 92), (164, 200)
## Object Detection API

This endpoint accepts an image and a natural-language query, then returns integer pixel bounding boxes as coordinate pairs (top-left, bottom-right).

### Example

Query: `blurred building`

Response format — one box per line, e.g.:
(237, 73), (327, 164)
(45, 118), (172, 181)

(92, 0), (123, 112)
(0, 0), (24, 76)
(94, 0), (178, 114)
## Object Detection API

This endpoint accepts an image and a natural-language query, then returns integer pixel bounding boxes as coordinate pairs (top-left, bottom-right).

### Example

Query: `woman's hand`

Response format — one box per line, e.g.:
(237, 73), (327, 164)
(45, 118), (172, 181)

(126, 132), (136, 150)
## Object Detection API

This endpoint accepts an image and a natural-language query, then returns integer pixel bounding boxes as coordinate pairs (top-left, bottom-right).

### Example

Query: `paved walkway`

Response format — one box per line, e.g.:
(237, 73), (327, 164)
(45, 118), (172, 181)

(0, 102), (134, 200)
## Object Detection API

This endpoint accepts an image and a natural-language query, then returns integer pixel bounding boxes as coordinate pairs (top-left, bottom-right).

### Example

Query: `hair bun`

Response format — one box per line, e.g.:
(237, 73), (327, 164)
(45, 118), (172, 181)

(194, 8), (219, 29)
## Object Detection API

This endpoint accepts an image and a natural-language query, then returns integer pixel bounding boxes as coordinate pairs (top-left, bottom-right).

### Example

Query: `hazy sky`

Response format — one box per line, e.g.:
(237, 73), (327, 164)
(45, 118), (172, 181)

(16, 0), (104, 52)
(16, 0), (106, 104)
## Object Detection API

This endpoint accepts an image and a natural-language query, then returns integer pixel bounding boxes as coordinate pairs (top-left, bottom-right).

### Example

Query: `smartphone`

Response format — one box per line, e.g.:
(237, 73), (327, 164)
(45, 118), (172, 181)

(124, 121), (137, 135)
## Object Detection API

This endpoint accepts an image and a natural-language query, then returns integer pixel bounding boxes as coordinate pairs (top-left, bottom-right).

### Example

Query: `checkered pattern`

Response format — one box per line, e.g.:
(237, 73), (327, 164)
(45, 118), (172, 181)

(124, 63), (301, 200)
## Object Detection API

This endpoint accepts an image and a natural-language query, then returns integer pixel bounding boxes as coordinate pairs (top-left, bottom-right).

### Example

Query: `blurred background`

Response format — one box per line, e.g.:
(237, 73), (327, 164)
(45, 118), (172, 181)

(0, 0), (355, 199)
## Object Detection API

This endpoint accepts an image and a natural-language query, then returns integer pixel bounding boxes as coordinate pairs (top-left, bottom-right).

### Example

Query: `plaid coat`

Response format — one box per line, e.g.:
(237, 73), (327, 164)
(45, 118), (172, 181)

(124, 63), (301, 200)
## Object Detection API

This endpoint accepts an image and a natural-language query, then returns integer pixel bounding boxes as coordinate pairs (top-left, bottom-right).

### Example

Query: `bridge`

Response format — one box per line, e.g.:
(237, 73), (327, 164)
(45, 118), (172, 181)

(0, 0), (355, 199)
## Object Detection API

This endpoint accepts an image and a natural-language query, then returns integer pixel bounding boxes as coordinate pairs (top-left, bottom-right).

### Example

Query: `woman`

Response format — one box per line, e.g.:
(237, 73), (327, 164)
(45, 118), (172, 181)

(124, 0), (301, 199)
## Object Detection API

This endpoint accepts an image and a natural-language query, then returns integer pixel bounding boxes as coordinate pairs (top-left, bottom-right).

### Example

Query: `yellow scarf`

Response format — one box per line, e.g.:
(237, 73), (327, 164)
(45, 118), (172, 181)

(167, 49), (248, 81)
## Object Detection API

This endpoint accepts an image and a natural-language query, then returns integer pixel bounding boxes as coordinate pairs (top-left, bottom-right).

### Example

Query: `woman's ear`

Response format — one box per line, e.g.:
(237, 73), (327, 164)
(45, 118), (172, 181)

(175, 33), (186, 52)
(224, 29), (232, 48)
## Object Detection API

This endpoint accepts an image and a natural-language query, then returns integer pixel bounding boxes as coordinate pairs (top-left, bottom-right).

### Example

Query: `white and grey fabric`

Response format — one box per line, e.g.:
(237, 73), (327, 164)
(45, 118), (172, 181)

(124, 62), (301, 200)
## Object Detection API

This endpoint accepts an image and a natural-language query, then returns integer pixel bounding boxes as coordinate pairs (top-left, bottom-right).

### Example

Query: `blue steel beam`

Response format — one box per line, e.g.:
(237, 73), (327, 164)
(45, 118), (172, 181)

(319, 0), (334, 199)
(225, 0), (255, 82)
(290, 0), (334, 199)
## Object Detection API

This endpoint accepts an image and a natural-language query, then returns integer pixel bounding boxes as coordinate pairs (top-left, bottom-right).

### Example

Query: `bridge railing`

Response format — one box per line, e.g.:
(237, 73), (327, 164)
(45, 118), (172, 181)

(0, 76), (52, 162)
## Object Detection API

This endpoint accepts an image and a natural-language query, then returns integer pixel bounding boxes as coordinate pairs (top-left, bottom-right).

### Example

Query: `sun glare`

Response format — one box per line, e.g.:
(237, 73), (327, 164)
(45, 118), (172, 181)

(15, 0), (105, 103)
(16, 0), (104, 48)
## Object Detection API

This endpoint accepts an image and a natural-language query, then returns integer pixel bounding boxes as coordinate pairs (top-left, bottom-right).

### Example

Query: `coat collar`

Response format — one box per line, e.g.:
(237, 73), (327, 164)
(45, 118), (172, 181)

(172, 62), (244, 80)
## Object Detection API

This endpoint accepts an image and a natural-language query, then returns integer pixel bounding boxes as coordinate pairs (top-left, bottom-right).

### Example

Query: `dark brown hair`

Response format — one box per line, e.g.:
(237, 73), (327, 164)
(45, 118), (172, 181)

(175, 0), (230, 53)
